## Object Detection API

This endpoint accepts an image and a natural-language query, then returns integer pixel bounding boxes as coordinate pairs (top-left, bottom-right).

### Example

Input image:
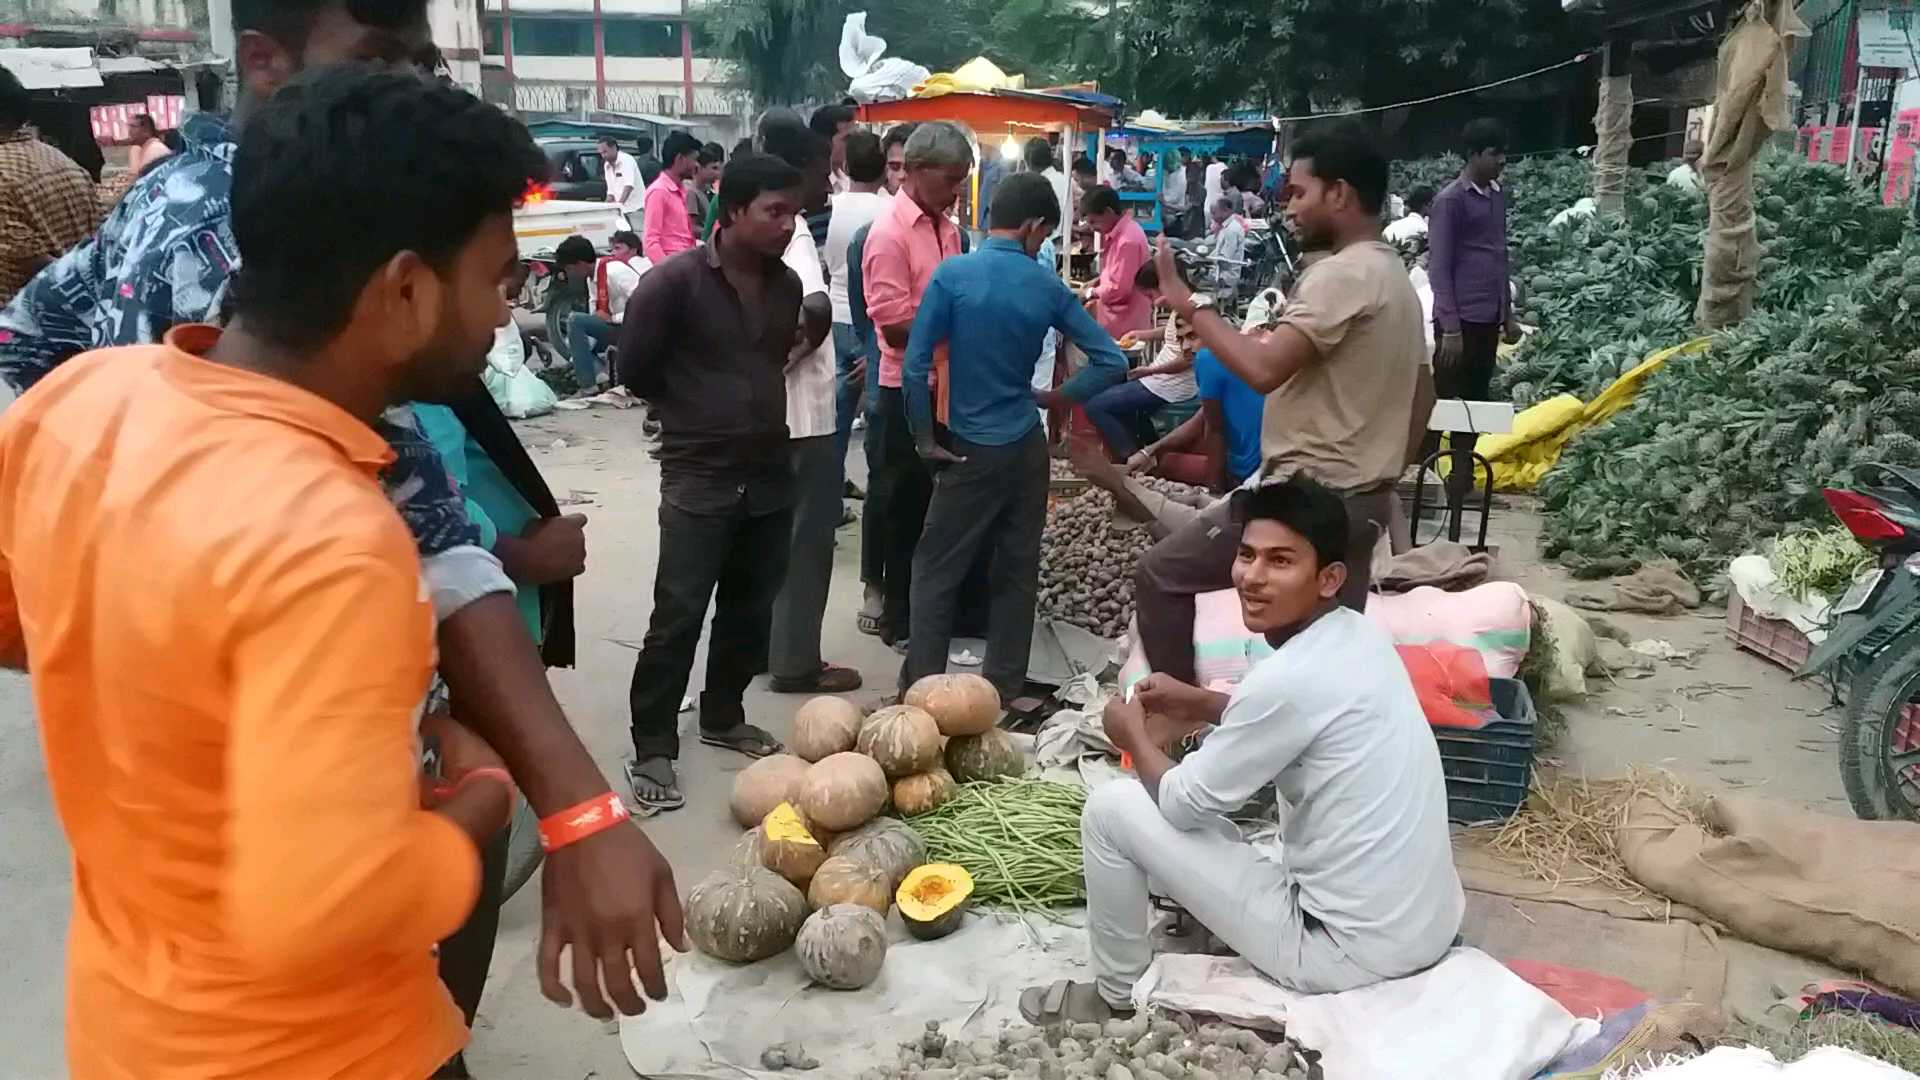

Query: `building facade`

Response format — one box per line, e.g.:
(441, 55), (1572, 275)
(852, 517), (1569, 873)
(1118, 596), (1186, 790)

(477, 0), (746, 143)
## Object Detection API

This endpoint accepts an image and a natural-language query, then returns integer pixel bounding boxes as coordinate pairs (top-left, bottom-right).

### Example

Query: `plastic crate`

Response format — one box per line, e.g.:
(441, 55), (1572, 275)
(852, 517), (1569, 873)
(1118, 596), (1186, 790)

(1725, 590), (1812, 672)
(1434, 678), (1536, 825)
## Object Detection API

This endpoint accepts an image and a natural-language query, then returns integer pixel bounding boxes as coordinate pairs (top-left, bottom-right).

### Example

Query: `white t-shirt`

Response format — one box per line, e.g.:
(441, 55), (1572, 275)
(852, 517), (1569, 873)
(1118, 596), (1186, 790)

(782, 215), (836, 439)
(1161, 163), (1187, 210)
(1666, 163), (1702, 192)
(1211, 215), (1248, 289)
(1156, 607), (1465, 977)
(824, 190), (885, 325)
(594, 255), (651, 324)
(1383, 212), (1429, 245)
(1042, 166), (1069, 247)
(607, 151), (643, 212)
(1204, 161), (1227, 210)
(1139, 304), (1200, 403)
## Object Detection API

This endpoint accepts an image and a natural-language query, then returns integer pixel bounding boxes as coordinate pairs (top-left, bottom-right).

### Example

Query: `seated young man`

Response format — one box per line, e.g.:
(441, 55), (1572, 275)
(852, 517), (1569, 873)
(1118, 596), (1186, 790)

(1082, 261), (1201, 462)
(1026, 474), (1462, 1022)
(1126, 346), (1263, 492)
(559, 230), (648, 394)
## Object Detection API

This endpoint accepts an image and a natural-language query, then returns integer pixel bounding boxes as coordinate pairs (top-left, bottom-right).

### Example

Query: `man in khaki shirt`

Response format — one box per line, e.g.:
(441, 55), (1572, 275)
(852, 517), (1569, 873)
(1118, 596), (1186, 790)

(1134, 124), (1433, 685)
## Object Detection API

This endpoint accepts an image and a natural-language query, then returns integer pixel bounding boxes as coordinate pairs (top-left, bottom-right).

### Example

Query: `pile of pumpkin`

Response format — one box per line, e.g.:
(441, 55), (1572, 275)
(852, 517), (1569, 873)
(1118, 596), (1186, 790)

(683, 673), (1029, 992)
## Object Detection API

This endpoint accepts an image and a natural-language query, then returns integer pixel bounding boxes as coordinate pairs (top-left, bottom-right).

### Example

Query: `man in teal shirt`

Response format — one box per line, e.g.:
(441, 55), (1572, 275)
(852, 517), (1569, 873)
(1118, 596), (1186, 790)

(900, 172), (1127, 699)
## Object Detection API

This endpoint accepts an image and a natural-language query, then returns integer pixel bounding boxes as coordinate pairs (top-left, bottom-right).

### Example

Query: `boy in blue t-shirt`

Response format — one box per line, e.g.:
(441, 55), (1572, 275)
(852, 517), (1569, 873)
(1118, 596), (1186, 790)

(1129, 347), (1263, 491)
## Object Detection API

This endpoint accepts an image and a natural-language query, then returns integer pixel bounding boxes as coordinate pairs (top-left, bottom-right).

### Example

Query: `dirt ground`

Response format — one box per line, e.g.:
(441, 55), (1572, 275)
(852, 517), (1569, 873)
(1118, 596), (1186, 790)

(0, 400), (1862, 1078)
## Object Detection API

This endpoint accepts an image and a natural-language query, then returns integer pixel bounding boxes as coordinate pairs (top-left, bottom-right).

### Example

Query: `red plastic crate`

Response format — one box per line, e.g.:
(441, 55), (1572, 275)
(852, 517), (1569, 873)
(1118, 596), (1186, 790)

(1725, 590), (1813, 671)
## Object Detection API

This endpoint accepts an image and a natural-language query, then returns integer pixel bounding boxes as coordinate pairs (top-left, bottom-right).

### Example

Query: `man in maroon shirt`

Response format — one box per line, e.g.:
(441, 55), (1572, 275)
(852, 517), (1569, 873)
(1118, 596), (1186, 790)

(1425, 117), (1520, 501)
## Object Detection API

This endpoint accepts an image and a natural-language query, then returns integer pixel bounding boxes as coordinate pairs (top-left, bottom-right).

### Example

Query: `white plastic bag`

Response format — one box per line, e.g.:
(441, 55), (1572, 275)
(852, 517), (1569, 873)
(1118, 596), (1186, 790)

(480, 323), (556, 419)
(839, 12), (928, 103)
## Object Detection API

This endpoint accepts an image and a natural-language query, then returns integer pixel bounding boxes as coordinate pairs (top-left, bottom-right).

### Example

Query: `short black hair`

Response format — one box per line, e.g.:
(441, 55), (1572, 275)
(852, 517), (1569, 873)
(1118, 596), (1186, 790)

(1133, 260), (1159, 292)
(730, 137), (753, 160)
(233, 0), (428, 50)
(1023, 137), (1054, 174)
(1080, 184), (1121, 217)
(845, 130), (884, 184)
(597, 134), (619, 149)
(1070, 155), (1096, 178)
(1406, 185), (1436, 215)
(1290, 124), (1388, 215)
(718, 151), (801, 226)
(988, 172), (1061, 229)
(661, 129), (700, 164)
(881, 122), (917, 155)
(698, 140), (725, 166)
(809, 103), (856, 139)
(555, 234), (595, 268)
(1462, 118), (1508, 157)
(634, 135), (654, 155)
(228, 66), (546, 352)
(1231, 473), (1350, 568)
(758, 110), (827, 170)
(609, 229), (640, 251)
(0, 64), (28, 127)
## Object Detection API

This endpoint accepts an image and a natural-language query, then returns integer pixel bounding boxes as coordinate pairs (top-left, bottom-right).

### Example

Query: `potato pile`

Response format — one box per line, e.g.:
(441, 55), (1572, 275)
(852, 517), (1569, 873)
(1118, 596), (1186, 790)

(861, 1017), (1323, 1080)
(1037, 478), (1212, 639)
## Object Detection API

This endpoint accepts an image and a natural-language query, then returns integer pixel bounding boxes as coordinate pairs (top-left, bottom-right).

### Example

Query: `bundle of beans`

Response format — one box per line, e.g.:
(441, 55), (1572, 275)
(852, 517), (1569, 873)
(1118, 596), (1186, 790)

(861, 1018), (1323, 1080)
(1037, 490), (1152, 639)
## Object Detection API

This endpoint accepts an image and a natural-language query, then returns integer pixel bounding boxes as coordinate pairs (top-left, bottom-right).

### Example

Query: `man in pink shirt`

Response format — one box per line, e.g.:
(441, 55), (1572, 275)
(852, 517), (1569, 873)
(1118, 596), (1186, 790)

(860, 120), (971, 649)
(1080, 185), (1154, 338)
(641, 130), (701, 263)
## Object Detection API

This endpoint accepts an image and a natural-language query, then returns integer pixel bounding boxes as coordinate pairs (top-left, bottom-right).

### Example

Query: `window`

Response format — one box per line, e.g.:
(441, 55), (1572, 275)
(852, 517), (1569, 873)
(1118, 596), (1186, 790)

(511, 17), (592, 56)
(559, 151), (604, 184)
(603, 19), (680, 58)
(482, 15), (504, 54)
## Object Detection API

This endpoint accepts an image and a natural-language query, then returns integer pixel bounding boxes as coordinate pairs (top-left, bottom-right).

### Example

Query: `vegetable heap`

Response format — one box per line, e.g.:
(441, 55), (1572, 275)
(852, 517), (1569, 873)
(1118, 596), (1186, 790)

(908, 780), (1088, 913)
(1770, 526), (1873, 601)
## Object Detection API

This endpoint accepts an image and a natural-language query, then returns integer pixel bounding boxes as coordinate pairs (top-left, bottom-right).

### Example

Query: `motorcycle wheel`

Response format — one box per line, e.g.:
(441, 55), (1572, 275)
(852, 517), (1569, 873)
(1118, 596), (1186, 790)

(502, 795), (545, 901)
(1839, 626), (1920, 821)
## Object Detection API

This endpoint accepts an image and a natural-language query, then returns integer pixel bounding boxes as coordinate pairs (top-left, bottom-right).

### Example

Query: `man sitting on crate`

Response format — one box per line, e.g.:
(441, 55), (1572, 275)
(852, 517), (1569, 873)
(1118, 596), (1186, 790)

(1022, 474), (1462, 1024)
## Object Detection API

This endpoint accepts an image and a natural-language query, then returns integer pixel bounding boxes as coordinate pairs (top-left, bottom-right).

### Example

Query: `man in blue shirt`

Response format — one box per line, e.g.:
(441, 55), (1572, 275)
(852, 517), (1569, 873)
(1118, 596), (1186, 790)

(900, 172), (1127, 698)
(1129, 347), (1264, 491)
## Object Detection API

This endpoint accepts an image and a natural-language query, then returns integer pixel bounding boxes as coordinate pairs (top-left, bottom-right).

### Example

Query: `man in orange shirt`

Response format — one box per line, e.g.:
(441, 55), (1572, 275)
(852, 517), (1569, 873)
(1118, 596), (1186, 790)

(0, 69), (684, 1079)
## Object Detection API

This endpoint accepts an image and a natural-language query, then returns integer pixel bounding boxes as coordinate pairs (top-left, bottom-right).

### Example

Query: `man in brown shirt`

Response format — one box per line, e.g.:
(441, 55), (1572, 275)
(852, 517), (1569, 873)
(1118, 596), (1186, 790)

(1133, 124), (1434, 686)
(0, 67), (97, 303)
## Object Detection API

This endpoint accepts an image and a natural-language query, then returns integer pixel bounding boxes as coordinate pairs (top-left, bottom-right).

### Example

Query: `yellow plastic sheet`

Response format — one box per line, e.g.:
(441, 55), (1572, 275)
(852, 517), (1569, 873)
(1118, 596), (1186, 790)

(912, 57), (1025, 98)
(1469, 338), (1712, 491)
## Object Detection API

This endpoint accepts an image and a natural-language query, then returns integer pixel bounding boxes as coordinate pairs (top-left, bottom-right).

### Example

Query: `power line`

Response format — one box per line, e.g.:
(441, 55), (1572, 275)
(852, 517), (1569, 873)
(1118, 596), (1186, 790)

(1269, 52), (1597, 124)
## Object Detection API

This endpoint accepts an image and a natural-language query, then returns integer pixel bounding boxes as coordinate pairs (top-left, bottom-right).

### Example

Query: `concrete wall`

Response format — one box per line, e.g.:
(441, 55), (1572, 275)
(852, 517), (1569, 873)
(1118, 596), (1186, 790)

(7, 0), (207, 27)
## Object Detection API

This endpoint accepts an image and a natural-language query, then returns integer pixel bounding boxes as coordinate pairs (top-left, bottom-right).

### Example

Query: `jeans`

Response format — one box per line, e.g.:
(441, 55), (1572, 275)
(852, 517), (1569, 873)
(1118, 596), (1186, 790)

(567, 313), (616, 389)
(628, 497), (794, 759)
(859, 341), (887, 589)
(1085, 379), (1173, 460)
(832, 323), (867, 467)
(871, 386), (931, 641)
(1134, 484), (1390, 685)
(900, 427), (1048, 700)
(769, 436), (842, 681)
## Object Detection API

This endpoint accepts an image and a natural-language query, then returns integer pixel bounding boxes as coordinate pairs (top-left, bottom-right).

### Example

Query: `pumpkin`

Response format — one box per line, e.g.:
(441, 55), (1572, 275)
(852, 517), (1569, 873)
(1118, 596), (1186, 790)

(729, 754), (811, 829)
(855, 704), (943, 778)
(827, 817), (927, 892)
(904, 673), (1002, 736)
(944, 727), (1028, 783)
(758, 802), (828, 885)
(796, 752), (889, 832)
(806, 855), (892, 913)
(793, 904), (889, 990)
(792, 696), (863, 762)
(891, 768), (957, 817)
(730, 826), (768, 870)
(897, 863), (974, 941)
(684, 866), (810, 963)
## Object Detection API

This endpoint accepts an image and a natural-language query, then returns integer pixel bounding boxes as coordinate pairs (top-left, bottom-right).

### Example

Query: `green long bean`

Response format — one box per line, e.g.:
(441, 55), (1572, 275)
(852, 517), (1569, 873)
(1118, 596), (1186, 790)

(906, 780), (1088, 913)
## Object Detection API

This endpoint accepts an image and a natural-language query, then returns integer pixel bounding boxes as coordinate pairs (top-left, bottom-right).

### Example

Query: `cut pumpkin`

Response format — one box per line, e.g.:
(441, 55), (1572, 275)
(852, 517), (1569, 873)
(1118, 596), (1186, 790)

(758, 802), (827, 885)
(896, 863), (974, 940)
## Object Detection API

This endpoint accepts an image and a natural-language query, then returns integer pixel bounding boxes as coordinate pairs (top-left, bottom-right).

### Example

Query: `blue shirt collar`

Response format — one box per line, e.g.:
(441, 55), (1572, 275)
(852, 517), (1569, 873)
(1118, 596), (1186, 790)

(980, 236), (1028, 254)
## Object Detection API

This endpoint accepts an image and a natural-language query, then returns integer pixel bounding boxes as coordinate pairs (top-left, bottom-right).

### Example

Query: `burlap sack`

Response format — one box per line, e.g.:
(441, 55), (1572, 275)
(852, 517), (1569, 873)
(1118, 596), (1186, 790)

(1617, 793), (1920, 996)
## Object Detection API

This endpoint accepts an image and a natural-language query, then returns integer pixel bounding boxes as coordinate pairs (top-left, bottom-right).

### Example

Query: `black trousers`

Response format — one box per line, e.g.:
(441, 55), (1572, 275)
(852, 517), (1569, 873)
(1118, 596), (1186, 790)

(900, 428), (1049, 699)
(628, 498), (794, 759)
(1134, 484), (1392, 685)
(872, 387), (932, 643)
(1420, 320), (1501, 492)
(437, 823), (509, 1032)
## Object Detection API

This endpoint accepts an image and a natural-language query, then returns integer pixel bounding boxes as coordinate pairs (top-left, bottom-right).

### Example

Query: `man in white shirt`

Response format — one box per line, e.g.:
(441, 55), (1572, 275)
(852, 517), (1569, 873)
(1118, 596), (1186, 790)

(1021, 474), (1462, 1023)
(826, 132), (888, 471)
(1159, 150), (1187, 237)
(1209, 196), (1248, 290)
(560, 230), (649, 394)
(1666, 140), (1703, 193)
(600, 135), (644, 230)
(1024, 137), (1069, 252)
(1383, 185), (1435, 247)
(1203, 155), (1227, 213)
(762, 111), (862, 694)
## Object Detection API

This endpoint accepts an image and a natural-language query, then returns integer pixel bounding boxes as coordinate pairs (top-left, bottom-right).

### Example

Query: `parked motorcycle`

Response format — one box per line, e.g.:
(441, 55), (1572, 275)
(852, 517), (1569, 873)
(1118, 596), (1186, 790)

(1795, 462), (1920, 820)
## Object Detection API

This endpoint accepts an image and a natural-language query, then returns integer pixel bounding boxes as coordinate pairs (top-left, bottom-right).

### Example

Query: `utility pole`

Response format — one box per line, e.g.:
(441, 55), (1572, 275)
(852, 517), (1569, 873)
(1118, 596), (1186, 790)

(593, 0), (606, 111)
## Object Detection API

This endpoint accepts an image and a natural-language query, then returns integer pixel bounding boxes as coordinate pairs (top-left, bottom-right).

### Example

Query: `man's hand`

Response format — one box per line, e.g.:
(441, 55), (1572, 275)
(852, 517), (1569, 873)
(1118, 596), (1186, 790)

(916, 438), (967, 468)
(786, 324), (814, 369)
(1435, 331), (1464, 375)
(1034, 388), (1068, 412)
(512, 514), (588, 585)
(1152, 238), (1194, 312)
(845, 355), (868, 388)
(1503, 314), (1523, 345)
(1102, 693), (1150, 757)
(539, 824), (688, 1019)
(1125, 366), (1148, 382)
(423, 709), (507, 782)
(1133, 672), (1227, 728)
(1126, 448), (1156, 474)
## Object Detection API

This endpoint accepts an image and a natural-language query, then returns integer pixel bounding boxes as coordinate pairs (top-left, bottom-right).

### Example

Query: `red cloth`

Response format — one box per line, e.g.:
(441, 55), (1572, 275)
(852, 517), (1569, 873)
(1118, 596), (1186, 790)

(1154, 452), (1214, 487)
(1507, 959), (1649, 1017)
(1396, 642), (1495, 729)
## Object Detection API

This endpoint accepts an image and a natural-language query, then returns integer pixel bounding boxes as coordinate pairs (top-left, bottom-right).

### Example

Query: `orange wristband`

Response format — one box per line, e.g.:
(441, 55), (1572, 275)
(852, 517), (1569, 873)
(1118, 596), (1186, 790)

(538, 791), (632, 852)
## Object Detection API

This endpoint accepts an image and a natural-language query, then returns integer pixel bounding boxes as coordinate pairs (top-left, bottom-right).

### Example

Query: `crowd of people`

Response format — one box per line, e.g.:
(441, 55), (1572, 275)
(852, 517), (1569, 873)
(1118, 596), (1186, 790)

(0, 0), (1526, 1073)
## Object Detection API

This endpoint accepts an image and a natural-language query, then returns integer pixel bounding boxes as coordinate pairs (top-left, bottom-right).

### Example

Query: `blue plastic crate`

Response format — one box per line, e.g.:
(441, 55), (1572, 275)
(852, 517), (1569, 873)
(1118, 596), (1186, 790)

(1433, 677), (1537, 825)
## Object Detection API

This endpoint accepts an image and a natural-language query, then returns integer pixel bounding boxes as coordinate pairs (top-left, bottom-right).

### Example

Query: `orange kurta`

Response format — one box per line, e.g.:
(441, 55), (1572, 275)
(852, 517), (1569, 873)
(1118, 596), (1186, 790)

(0, 326), (477, 1079)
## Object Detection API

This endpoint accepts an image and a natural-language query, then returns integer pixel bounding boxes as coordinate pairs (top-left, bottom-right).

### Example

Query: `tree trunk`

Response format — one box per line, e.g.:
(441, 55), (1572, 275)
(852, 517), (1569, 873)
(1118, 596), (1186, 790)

(1593, 38), (1632, 216)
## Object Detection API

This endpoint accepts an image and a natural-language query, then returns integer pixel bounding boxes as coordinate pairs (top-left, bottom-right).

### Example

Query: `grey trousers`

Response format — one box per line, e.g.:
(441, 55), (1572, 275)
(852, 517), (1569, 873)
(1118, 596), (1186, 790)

(770, 435), (844, 681)
(899, 427), (1049, 699)
(1082, 779), (1379, 1008)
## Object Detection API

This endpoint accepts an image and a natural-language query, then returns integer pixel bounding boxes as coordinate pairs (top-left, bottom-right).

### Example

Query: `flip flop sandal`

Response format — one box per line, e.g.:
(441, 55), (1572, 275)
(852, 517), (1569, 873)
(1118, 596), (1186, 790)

(856, 612), (882, 636)
(699, 724), (783, 759)
(1018, 979), (1131, 1026)
(625, 758), (684, 814)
